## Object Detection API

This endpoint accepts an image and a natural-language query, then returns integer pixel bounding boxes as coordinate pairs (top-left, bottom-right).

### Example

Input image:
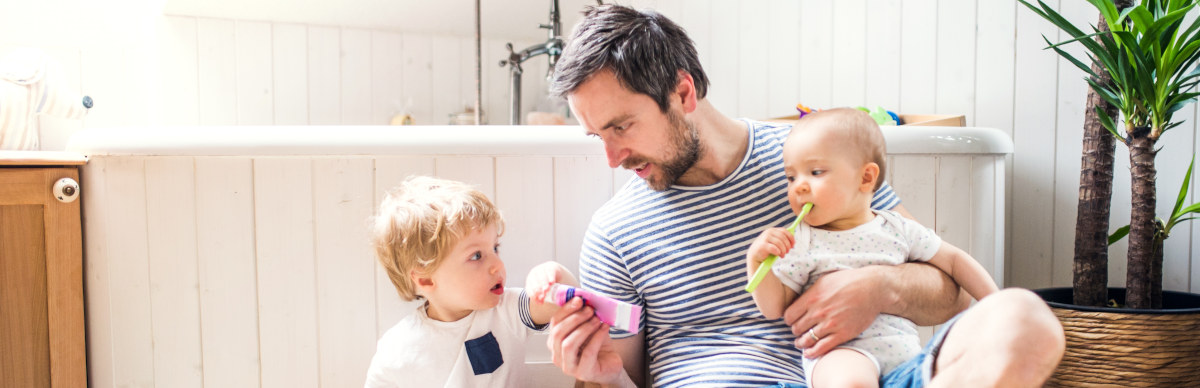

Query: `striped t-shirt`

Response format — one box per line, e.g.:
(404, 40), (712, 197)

(578, 119), (900, 387)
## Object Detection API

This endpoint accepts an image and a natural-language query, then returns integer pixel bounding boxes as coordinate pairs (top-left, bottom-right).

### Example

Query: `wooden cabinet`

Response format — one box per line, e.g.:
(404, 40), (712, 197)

(0, 152), (86, 388)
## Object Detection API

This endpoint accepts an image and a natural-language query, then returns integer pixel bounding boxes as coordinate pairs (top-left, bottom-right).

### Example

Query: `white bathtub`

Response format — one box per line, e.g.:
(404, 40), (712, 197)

(68, 124), (1011, 388)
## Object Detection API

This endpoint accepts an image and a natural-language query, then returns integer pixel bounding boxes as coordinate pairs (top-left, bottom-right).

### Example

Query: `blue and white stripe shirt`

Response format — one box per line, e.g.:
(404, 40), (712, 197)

(579, 119), (901, 387)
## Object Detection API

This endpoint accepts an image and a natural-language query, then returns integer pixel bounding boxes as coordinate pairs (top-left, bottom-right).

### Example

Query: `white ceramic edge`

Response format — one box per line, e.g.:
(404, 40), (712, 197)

(66, 125), (1013, 157)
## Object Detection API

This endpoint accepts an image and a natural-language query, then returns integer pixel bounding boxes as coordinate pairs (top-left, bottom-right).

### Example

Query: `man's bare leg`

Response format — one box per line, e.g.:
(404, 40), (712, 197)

(927, 288), (1065, 387)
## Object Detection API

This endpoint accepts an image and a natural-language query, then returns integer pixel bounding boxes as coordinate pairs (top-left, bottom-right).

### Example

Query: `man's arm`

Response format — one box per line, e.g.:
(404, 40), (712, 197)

(782, 262), (970, 358)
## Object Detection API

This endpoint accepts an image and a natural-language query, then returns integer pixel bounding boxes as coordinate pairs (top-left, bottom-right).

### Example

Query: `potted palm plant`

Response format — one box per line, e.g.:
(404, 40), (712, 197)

(1019, 0), (1200, 386)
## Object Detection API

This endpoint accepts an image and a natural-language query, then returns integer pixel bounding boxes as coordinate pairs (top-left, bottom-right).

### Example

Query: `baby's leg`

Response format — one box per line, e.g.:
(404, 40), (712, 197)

(809, 348), (880, 388)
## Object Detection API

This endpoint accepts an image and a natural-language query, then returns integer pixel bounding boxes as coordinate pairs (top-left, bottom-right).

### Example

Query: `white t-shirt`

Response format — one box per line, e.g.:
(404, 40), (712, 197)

(774, 209), (942, 376)
(364, 288), (543, 388)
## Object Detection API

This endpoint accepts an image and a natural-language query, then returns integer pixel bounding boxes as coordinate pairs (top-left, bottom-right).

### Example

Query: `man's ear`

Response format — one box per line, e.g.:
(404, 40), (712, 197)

(861, 163), (880, 193)
(675, 69), (698, 114)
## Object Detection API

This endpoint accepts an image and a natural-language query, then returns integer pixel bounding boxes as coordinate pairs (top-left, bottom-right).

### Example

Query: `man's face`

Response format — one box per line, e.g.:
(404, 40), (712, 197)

(568, 70), (701, 191)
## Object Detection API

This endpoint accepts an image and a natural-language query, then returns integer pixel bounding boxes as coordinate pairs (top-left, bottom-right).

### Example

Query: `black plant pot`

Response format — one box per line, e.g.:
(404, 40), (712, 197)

(1033, 287), (1200, 387)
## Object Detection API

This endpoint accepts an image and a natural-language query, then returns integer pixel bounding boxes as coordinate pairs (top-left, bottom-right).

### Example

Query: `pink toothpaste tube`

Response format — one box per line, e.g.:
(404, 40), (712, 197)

(550, 285), (641, 334)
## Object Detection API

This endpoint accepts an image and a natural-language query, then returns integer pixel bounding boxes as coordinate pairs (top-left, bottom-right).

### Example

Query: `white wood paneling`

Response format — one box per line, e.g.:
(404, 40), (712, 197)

(767, 0), (801, 118)
(195, 158), (261, 387)
(975, 0), (1017, 135)
(553, 156), (613, 276)
(935, 0), (976, 123)
(145, 157), (204, 388)
(797, 0), (832, 108)
(81, 156), (115, 388)
(899, 0), (937, 114)
(1011, 0), (1061, 289)
(104, 157), (155, 388)
(235, 21), (274, 125)
(864, 0), (901, 111)
(402, 34), (433, 125)
(197, 18), (238, 126)
(736, 0), (768, 120)
(253, 158), (319, 388)
(435, 156), (496, 199)
(707, 0), (739, 116)
(431, 35), (461, 126)
(313, 158), (377, 388)
(371, 31), (405, 125)
(831, 0), (866, 108)
(157, 16), (200, 126)
(495, 157), (556, 284)
(341, 29), (374, 125)
(273, 23), (309, 125)
(307, 26), (341, 125)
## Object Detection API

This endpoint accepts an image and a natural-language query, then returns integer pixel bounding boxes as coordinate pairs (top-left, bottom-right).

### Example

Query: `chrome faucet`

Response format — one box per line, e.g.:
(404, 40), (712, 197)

(499, 0), (564, 125)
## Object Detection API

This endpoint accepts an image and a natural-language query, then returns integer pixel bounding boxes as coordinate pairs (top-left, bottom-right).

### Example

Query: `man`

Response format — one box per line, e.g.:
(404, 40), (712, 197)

(545, 5), (1065, 388)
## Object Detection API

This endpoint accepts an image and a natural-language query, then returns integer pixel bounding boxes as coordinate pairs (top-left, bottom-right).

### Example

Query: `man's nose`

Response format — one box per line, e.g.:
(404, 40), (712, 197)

(605, 143), (628, 168)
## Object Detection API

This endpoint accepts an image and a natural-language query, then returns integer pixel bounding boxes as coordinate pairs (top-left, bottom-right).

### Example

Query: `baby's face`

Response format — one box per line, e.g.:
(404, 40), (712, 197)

(422, 223), (506, 322)
(782, 128), (874, 230)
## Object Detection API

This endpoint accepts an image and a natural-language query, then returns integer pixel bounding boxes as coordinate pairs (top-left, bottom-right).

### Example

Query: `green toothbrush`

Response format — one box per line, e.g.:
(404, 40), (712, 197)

(745, 203), (813, 293)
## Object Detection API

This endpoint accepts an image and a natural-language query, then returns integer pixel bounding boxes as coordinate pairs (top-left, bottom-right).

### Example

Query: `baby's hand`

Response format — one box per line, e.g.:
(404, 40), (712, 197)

(746, 227), (795, 266)
(526, 261), (569, 304)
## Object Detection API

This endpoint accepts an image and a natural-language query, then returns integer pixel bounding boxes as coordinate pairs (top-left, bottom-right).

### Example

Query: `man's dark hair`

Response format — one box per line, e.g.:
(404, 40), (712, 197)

(550, 4), (709, 112)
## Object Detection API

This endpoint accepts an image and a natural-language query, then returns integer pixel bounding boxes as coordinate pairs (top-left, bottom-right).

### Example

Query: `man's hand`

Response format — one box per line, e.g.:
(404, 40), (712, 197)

(547, 297), (634, 387)
(782, 267), (895, 358)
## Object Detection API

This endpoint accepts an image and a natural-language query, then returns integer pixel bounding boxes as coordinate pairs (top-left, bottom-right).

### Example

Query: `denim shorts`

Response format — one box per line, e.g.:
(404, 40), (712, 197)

(770, 312), (963, 388)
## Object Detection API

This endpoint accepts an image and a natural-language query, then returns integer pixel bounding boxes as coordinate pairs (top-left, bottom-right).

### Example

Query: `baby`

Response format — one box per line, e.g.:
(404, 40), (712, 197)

(364, 176), (576, 387)
(746, 108), (998, 387)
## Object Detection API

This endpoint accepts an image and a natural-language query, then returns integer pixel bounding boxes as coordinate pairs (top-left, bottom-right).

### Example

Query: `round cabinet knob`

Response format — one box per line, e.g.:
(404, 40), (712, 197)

(53, 178), (80, 203)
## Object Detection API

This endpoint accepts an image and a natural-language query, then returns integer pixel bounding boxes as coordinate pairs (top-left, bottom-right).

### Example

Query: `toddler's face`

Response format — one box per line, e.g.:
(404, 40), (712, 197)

(782, 128), (873, 230)
(423, 223), (506, 321)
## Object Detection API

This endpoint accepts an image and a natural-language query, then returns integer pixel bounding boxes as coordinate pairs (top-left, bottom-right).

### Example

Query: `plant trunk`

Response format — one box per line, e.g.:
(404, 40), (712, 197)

(1126, 130), (1158, 309)
(1152, 235), (1163, 308)
(1073, 10), (1123, 307)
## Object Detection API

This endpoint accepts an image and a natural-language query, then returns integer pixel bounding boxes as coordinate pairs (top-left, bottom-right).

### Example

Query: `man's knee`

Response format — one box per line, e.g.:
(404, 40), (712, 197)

(987, 289), (1065, 381)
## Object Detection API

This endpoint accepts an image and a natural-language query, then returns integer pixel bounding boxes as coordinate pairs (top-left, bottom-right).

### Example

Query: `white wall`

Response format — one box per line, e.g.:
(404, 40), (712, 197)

(5, 1), (1198, 292)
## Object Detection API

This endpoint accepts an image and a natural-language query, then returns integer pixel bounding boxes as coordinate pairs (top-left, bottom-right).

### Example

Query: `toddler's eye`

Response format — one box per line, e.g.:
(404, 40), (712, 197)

(785, 175), (795, 183)
(811, 169), (825, 176)
(469, 252), (482, 261)
(493, 244), (500, 254)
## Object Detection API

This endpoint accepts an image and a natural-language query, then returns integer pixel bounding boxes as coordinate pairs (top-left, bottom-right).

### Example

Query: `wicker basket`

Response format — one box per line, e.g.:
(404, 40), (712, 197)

(1036, 288), (1200, 387)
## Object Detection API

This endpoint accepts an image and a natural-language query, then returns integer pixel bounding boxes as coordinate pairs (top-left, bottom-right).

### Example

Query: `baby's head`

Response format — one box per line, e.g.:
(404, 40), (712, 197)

(782, 108), (887, 227)
(372, 176), (506, 302)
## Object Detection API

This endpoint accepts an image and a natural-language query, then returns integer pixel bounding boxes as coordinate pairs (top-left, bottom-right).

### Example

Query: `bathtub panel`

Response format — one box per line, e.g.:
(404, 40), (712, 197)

(372, 157), (434, 335)
(145, 157), (204, 388)
(80, 157), (115, 388)
(313, 158), (376, 388)
(971, 156), (1004, 286)
(495, 157), (555, 287)
(105, 157), (156, 388)
(253, 158), (319, 388)
(553, 156), (613, 277)
(890, 156), (936, 227)
(936, 156), (972, 251)
(195, 158), (261, 387)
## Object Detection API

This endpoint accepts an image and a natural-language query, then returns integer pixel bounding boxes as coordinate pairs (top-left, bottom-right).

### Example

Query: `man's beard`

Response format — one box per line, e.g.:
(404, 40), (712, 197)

(638, 109), (702, 191)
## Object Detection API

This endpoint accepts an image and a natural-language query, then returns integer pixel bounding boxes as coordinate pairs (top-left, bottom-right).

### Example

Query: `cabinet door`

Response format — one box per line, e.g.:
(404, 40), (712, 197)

(0, 168), (86, 388)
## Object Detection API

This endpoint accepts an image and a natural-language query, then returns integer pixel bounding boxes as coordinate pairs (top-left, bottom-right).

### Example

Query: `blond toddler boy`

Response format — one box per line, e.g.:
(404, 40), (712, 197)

(746, 108), (999, 388)
(364, 176), (577, 387)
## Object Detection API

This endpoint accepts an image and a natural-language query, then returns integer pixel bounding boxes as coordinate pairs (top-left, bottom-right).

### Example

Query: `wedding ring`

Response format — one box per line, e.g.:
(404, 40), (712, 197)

(807, 328), (821, 342)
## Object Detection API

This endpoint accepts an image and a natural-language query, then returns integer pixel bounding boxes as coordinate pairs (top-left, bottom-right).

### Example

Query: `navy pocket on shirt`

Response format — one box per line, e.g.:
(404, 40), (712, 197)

(465, 332), (504, 375)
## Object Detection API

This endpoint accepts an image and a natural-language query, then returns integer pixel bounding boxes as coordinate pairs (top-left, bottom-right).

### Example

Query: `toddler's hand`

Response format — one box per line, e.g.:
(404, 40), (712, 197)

(526, 261), (566, 304)
(746, 227), (795, 267)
